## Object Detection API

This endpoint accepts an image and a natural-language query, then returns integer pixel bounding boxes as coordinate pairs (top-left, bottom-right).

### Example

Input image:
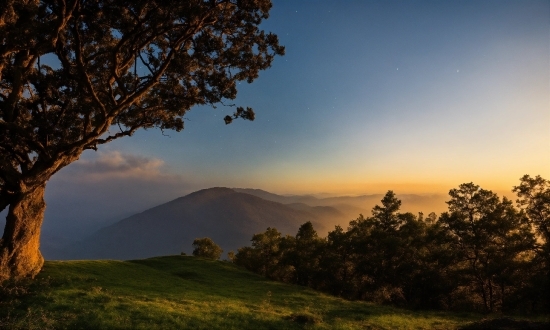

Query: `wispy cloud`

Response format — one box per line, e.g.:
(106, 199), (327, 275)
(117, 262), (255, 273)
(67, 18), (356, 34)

(40, 151), (203, 243)
(63, 151), (166, 180)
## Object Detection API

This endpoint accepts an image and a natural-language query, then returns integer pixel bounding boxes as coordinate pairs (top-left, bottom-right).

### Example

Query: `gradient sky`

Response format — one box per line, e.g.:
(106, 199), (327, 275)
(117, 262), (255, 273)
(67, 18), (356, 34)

(100, 0), (549, 194)
(4, 0), (548, 241)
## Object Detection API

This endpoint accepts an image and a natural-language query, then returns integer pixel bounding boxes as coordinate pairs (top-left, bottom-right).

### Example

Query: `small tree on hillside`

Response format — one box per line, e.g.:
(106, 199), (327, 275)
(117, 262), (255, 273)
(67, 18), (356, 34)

(192, 238), (223, 260)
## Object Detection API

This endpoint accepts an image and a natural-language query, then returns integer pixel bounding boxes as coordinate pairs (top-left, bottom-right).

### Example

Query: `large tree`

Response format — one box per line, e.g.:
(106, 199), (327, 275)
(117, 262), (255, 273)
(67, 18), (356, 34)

(513, 175), (550, 311)
(513, 175), (550, 247)
(439, 183), (534, 312)
(0, 0), (284, 281)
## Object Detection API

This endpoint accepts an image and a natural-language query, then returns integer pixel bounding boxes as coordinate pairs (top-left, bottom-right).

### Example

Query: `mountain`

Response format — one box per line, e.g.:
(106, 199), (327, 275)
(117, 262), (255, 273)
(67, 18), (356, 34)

(232, 188), (376, 220)
(54, 187), (448, 260)
(63, 188), (344, 260)
(233, 188), (448, 215)
(230, 188), (293, 204)
(233, 188), (381, 207)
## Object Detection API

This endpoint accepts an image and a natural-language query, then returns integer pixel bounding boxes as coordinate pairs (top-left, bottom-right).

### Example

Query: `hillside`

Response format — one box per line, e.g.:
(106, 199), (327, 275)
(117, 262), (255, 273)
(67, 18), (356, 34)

(232, 188), (449, 216)
(233, 188), (381, 212)
(62, 188), (346, 260)
(0, 256), (514, 329)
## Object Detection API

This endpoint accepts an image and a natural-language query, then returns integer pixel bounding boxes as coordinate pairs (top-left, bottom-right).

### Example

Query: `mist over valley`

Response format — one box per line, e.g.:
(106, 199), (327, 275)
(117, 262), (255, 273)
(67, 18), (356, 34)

(28, 187), (447, 260)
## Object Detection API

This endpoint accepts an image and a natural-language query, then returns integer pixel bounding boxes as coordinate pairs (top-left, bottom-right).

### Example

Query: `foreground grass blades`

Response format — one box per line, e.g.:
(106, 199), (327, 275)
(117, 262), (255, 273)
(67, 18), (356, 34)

(0, 256), (547, 329)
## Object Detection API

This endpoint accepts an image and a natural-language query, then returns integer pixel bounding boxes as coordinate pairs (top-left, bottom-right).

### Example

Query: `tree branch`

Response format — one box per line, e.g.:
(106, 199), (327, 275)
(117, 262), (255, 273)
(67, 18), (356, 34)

(72, 18), (107, 119)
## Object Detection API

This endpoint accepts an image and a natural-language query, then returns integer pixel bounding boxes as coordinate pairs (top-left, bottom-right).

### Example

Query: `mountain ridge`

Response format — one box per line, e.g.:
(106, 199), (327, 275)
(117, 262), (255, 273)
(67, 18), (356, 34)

(60, 187), (345, 260)
(48, 187), (448, 260)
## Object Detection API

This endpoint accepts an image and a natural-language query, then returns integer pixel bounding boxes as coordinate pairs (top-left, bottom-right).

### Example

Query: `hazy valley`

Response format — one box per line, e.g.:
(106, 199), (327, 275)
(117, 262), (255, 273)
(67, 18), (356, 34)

(36, 187), (447, 260)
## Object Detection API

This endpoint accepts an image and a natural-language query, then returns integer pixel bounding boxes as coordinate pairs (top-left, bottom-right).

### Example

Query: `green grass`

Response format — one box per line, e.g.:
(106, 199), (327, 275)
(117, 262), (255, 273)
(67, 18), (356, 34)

(0, 256), (547, 329)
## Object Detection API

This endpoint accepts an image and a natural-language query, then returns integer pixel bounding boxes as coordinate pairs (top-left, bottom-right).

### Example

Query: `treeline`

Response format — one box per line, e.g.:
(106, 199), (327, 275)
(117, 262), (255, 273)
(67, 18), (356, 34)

(233, 175), (549, 313)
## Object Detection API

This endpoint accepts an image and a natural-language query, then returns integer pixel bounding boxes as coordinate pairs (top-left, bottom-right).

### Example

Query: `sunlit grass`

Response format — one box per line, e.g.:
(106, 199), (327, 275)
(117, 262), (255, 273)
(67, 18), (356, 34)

(0, 256), (546, 329)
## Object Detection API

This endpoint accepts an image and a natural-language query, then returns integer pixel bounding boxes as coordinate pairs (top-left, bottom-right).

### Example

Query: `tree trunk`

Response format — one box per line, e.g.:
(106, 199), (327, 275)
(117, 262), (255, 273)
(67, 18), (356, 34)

(0, 184), (46, 282)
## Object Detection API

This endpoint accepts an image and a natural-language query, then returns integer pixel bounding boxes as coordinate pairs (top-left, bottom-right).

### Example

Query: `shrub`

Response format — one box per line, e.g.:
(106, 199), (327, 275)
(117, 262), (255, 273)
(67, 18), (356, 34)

(192, 238), (223, 260)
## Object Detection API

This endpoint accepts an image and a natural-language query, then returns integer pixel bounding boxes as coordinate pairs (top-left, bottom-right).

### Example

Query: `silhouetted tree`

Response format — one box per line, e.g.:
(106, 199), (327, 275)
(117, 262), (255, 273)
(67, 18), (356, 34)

(402, 215), (458, 309)
(235, 227), (281, 277)
(233, 179), (544, 313)
(371, 190), (404, 231)
(513, 175), (550, 311)
(233, 246), (257, 271)
(347, 192), (419, 304)
(285, 221), (324, 286)
(192, 237), (223, 260)
(249, 227), (282, 277)
(0, 0), (283, 281)
(439, 183), (535, 312)
(317, 224), (356, 297)
(514, 175), (550, 248)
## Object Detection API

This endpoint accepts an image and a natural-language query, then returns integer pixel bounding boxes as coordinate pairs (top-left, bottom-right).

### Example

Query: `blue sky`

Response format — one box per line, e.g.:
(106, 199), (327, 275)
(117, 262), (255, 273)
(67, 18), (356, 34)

(97, 0), (549, 192)
(18, 0), (549, 240)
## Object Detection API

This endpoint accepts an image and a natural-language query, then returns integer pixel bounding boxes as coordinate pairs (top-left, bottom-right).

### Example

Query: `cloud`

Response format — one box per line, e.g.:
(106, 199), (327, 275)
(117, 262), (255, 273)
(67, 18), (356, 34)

(63, 151), (166, 180)
(37, 151), (205, 248)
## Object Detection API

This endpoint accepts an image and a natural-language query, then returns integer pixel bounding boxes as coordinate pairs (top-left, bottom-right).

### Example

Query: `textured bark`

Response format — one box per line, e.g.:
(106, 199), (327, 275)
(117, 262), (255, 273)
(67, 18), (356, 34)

(0, 184), (46, 282)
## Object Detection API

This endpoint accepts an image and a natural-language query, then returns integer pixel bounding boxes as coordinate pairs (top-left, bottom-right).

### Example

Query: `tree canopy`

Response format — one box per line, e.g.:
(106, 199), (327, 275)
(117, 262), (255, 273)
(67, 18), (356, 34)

(0, 0), (283, 281)
(235, 176), (549, 313)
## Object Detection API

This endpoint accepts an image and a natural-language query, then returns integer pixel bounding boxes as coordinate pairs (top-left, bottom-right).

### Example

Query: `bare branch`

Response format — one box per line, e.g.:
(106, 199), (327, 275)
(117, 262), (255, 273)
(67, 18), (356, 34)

(72, 17), (107, 118)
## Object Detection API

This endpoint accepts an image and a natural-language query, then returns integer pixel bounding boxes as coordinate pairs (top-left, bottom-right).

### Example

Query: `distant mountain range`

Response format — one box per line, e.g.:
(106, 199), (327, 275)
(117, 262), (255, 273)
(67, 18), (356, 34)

(50, 187), (447, 260)
(232, 188), (447, 220)
(58, 188), (350, 260)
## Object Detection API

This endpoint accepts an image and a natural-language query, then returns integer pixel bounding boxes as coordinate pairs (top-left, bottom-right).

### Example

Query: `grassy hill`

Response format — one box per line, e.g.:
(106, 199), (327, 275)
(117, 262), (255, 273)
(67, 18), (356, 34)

(1, 256), (547, 329)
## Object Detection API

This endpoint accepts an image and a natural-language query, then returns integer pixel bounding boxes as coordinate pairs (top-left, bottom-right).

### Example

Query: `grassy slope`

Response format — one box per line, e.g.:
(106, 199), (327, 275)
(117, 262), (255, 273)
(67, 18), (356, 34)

(0, 256), (545, 329)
